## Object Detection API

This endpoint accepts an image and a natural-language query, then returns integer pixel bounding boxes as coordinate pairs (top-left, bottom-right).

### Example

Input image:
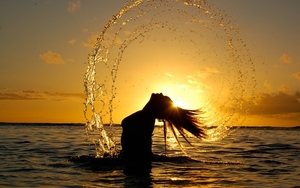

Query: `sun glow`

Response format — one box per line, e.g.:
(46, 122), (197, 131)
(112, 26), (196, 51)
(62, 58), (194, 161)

(172, 97), (188, 109)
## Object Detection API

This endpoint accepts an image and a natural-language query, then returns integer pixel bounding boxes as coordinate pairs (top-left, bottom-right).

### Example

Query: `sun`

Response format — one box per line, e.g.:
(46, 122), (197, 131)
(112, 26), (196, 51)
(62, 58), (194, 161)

(172, 97), (188, 108)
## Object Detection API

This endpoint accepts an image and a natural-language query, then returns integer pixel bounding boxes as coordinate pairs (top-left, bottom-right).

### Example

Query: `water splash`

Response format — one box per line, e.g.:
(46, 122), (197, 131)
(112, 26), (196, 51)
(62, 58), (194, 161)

(83, 0), (257, 156)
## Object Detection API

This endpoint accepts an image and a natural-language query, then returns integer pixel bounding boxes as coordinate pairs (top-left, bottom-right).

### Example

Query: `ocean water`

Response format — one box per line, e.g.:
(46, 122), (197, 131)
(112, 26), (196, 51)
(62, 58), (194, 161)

(0, 124), (299, 188)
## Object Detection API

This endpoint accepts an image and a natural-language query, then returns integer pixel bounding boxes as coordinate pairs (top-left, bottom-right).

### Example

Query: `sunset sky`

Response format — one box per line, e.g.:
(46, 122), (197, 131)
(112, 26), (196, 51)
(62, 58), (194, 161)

(0, 0), (299, 126)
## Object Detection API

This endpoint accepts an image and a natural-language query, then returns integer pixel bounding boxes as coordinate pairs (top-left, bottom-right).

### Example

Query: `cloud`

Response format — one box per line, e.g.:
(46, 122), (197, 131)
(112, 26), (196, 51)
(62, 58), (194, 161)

(187, 67), (219, 85)
(67, 58), (75, 63)
(0, 89), (84, 101)
(165, 72), (173, 78)
(278, 84), (291, 94)
(292, 72), (300, 80)
(68, 0), (81, 13)
(279, 53), (292, 64)
(68, 39), (76, 45)
(194, 67), (220, 79)
(39, 51), (65, 64)
(82, 30), (123, 48)
(205, 67), (220, 73)
(187, 79), (198, 84)
(186, 71), (214, 92)
(187, 75), (198, 84)
(82, 33), (98, 48)
(263, 81), (272, 90)
(239, 92), (300, 118)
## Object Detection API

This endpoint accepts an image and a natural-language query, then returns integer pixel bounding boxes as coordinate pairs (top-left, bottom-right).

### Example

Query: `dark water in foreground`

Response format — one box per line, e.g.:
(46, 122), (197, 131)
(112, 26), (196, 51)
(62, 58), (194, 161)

(0, 124), (299, 187)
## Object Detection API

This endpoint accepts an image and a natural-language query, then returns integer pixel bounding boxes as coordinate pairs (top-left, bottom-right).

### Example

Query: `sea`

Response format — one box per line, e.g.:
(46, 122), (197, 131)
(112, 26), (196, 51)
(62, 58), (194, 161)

(0, 123), (299, 188)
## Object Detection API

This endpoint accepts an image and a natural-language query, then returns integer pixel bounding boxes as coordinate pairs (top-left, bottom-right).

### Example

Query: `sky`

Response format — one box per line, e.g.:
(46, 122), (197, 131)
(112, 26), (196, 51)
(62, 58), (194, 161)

(0, 0), (299, 126)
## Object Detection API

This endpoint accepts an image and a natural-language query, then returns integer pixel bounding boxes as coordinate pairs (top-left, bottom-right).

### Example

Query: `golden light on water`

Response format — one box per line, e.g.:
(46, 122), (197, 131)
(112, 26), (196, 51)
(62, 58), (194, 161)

(166, 136), (179, 150)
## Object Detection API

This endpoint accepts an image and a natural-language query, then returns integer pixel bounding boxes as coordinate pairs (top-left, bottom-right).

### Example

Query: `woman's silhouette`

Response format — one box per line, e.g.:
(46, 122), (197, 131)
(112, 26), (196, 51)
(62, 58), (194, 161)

(121, 93), (206, 175)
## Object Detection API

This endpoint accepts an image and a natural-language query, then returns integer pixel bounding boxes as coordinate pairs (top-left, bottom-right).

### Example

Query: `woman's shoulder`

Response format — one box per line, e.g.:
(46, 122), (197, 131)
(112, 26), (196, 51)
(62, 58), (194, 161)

(121, 110), (154, 125)
(121, 110), (143, 124)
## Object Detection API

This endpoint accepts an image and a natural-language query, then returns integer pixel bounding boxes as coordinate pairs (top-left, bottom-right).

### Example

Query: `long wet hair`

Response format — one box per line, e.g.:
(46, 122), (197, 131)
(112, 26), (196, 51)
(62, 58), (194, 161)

(143, 93), (206, 150)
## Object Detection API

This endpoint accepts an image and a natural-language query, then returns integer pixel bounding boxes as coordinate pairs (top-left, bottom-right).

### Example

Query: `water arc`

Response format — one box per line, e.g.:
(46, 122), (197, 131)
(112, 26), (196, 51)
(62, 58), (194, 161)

(83, 0), (257, 157)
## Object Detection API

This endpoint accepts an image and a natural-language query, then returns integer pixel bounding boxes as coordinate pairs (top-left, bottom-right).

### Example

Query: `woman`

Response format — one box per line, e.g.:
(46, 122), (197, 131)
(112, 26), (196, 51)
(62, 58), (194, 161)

(121, 93), (206, 174)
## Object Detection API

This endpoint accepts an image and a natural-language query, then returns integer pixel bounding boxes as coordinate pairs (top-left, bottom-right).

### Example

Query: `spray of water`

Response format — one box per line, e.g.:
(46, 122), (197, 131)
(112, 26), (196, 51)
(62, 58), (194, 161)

(83, 0), (257, 157)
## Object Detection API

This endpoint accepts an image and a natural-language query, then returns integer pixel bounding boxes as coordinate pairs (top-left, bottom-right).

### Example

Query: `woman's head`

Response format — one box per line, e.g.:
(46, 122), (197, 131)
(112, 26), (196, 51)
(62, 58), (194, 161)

(143, 93), (206, 140)
(142, 93), (173, 117)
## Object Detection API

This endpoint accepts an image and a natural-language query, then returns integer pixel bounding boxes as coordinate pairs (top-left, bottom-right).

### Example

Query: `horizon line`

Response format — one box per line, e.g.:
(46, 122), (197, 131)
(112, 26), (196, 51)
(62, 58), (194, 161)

(0, 122), (299, 128)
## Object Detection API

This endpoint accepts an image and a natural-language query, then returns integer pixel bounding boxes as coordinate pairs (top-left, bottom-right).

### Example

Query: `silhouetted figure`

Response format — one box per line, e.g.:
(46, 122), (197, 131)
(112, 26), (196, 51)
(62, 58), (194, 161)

(121, 93), (206, 175)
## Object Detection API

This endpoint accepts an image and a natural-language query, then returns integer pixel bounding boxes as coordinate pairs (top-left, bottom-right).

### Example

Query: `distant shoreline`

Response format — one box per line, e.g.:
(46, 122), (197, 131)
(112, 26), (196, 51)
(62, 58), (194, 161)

(0, 122), (299, 129)
(0, 122), (85, 126)
(0, 122), (121, 126)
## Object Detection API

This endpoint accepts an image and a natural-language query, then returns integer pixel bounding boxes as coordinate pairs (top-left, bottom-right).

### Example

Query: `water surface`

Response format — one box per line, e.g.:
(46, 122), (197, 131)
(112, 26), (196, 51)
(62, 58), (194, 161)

(0, 124), (299, 187)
